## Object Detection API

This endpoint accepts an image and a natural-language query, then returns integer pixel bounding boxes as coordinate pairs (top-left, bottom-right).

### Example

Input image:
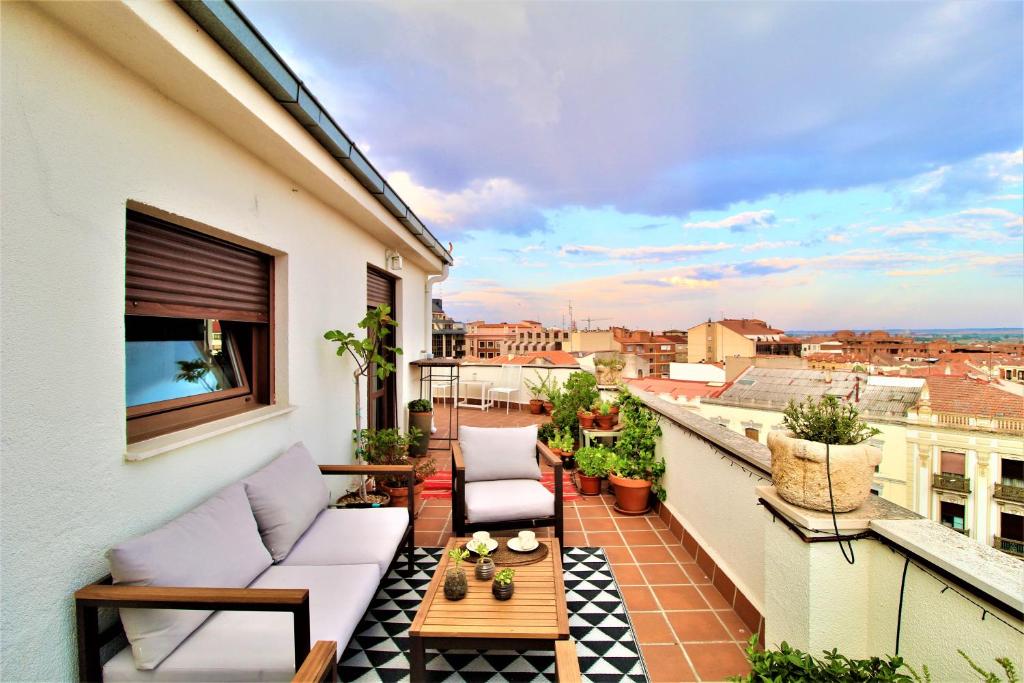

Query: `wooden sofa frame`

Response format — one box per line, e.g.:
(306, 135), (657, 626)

(74, 464), (415, 683)
(452, 440), (564, 548)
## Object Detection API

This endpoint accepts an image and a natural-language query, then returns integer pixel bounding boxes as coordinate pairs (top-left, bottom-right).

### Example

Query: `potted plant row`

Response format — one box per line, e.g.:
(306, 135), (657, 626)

(355, 426), (437, 514)
(574, 445), (614, 496)
(608, 390), (666, 514)
(443, 548), (516, 602)
(524, 372), (559, 415)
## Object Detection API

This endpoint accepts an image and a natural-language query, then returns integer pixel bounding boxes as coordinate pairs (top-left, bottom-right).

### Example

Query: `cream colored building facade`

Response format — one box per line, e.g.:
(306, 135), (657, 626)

(687, 321), (757, 363)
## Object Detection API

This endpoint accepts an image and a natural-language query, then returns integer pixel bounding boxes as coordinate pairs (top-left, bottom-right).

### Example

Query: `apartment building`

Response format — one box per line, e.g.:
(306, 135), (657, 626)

(687, 318), (801, 363)
(464, 320), (541, 359)
(431, 299), (466, 358)
(501, 326), (567, 355)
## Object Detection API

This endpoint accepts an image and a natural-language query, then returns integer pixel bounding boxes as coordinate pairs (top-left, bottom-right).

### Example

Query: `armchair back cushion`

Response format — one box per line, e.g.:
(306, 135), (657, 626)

(107, 483), (272, 670)
(459, 425), (540, 483)
(243, 442), (330, 561)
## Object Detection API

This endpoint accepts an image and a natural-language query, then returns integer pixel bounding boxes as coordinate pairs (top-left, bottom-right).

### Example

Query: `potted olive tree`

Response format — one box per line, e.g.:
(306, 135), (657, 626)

(608, 392), (665, 514)
(407, 398), (432, 456)
(574, 445), (613, 496)
(768, 395), (881, 512)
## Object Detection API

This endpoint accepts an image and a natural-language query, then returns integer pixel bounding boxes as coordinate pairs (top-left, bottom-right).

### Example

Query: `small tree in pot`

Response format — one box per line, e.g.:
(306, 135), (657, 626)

(609, 392), (665, 514)
(574, 445), (614, 496)
(523, 372), (548, 414)
(407, 399), (432, 456)
(768, 395), (881, 512)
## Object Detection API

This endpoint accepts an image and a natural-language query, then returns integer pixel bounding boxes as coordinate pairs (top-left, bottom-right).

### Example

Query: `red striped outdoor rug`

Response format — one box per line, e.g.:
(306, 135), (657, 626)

(422, 469), (580, 501)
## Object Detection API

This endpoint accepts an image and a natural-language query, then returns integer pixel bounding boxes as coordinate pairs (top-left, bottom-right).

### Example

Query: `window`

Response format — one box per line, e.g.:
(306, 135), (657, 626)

(366, 265), (398, 431)
(125, 212), (272, 442)
(940, 450), (966, 475)
(744, 427), (760, 441)
(940, 501), (967, 532)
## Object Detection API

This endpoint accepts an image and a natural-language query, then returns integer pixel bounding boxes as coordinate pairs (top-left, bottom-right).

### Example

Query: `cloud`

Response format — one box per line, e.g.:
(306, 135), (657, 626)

(559, 242), (732, 261)
(741, 240), (800, 252)
(886, 266), (958, 277)
(827, 233), (851, 244)
(683, 210), (776, 232)
(867, 208), (1023, 243)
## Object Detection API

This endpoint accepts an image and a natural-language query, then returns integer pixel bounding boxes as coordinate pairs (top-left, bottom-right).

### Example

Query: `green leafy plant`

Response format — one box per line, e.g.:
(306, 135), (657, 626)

(537, 421), (558, 444)
(494, 568), (516, 586)
(594, 355), (625, 370)
(574, 445), (614, 478)
(448, 547), (470, 569)
(597, 401), (612, 416)
(730, 635), (913, 682)
(612, 390), (666, 500)
(325, 305), (402, 498)
(782, 395), (880, 445)
(547, 428), (574, 453)
(354, 427), (432, 487)
(958, 650), (1019, 683)
(408, 398), (432, 413)
(474, 542), (491, 558)
(551, 371), (600, 440)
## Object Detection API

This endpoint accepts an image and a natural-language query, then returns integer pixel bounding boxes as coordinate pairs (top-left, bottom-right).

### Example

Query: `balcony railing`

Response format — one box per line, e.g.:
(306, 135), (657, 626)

(993, 482), (1024, 504)
(933, 472), (971, 494)
(942, 524), (970, 536)
(994, 536), (1024, 558)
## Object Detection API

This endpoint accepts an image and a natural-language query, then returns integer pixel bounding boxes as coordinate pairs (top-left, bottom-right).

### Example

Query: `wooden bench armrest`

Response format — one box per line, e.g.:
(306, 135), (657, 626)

(74, 584), (308, 610)
(555, 640), (582, 683)
(452, 442), (465, 471)
(319, 464), (413, 476)
(537, 440), (562, 469)
(292, 640), (337, 683)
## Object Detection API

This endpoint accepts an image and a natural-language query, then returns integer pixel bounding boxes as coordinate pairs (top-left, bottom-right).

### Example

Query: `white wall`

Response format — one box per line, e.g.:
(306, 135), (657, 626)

(453, 364), (582, 406)
(0, 5), (437, 680)
(669, 363), (726, 383)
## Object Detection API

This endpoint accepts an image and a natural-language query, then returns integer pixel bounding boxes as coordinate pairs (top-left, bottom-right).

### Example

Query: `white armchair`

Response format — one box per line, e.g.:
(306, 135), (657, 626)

(487, 364), (523, 413)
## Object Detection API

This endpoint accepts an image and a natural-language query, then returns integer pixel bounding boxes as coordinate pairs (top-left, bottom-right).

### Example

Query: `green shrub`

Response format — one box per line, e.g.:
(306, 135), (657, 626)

(551, 371), (600, 441)
(575, 446), (614, 478)
(408, 398), (432, 412)
(611, 391), (666, 500)
(537, 421), (558, 444)
(730, 635), (912, 683)
(782, 394), (880, 445)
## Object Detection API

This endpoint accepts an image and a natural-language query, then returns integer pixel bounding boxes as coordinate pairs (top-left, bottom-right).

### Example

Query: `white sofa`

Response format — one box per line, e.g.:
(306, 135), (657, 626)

(75, 443), (414, 682)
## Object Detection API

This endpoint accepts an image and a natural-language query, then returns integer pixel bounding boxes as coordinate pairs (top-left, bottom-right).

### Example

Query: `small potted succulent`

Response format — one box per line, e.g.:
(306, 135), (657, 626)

(474, 544), (495, 581)
(492, 568), (516, 600)
(574, 445), (613, 496)
(768, 395), (881, 512)
(444, 547), (470, 600)
(578, 409), (595, 429)
(547, 429), (575, 468)
(407, 399), (433, 456)
(594, 401), (615, 429)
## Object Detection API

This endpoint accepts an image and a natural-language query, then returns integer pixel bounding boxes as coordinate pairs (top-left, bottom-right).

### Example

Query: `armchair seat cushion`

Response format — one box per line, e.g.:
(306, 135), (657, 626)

(464, 479), (555, 524)
(279, 507), (408, 577)
(102, 563), (380, 682)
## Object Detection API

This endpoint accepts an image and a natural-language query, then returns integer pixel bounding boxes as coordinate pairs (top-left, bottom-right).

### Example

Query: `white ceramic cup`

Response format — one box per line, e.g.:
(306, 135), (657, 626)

(472, 531), (491, 546)
(518, 530), (536, 548)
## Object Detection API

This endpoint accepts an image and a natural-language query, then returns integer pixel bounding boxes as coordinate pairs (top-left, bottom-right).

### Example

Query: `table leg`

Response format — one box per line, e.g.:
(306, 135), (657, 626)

(409, 635), (426, 682)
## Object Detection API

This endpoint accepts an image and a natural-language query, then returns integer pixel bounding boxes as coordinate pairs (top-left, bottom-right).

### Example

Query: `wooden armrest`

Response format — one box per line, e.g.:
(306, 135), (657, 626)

(74, 584), (308, 610)
(319, 464), (413, 476)
(537, 440), (562, 468)
(292, 641), (337, 683)
(452, 442), (465, 471)
(555, 640), (582, 683)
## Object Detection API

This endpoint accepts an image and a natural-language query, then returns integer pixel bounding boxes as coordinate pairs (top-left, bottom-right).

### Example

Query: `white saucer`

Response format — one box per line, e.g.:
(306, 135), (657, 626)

(468, 538), (499, 553)
(507, 538), (540, 553)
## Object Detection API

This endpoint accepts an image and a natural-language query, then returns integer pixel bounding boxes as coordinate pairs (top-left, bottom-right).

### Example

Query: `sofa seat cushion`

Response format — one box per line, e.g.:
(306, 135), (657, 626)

(102, 563), (380, 682)
(279, 508), (408, 577)
(459, 425), (540, 483)
(464, 479), (554, 524)
(108, 483), (272, 670)
(243, 442), (330, 562)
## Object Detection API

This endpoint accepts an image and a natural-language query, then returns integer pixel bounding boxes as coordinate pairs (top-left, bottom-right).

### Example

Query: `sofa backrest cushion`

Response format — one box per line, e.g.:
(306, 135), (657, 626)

(243, 442), (330, 561)
(459, 425), (540, 483)
(107, 482), (272, 670)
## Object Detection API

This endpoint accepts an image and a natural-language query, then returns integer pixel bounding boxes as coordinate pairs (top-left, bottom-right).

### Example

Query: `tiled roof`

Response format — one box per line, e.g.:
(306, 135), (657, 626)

(627, 378), (726, 400)
(718, 319), (784, 335)
(925, 376), (1024, 418)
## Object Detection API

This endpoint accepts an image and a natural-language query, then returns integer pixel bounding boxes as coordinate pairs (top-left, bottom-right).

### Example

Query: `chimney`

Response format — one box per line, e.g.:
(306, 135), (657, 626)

(824, 369), (832, 384)
(854, 376), (860, 402)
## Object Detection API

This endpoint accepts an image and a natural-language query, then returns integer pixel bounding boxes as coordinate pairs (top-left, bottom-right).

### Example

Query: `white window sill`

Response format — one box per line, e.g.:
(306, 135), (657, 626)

(125, 404), (297, 462)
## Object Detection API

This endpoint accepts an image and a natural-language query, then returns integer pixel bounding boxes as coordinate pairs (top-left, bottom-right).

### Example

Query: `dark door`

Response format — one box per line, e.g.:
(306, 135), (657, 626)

(366, 266), (397, 431)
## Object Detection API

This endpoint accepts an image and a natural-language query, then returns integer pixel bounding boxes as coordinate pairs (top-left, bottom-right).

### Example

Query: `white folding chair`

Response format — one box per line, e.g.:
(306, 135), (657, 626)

(488, 364), (523, 413)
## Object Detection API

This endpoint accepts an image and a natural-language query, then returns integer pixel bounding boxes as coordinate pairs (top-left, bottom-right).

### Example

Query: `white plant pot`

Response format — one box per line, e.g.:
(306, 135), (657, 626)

(767, 430), (882, 512)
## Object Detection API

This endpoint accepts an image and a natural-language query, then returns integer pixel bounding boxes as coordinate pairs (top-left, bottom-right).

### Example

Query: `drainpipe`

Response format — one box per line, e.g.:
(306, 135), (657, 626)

(424, 264), (450, 358)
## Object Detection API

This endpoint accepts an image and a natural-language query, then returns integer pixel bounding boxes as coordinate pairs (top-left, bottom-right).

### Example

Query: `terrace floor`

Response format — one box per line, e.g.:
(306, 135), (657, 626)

(412, 402), (753, 682)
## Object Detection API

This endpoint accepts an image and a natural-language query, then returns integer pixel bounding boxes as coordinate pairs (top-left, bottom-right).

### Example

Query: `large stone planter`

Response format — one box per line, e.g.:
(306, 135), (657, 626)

(767, 431), (881, 512)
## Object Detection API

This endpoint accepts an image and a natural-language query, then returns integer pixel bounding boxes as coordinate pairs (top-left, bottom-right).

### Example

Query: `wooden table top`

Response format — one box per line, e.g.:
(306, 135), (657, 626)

(409, 537), (570, 640)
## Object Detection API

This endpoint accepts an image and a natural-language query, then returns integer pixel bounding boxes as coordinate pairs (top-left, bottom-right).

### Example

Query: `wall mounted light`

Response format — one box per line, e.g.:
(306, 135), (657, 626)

(385, 249), (403, 271)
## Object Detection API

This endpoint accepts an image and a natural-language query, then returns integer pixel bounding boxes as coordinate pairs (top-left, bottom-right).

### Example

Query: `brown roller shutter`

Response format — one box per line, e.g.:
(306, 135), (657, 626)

(367, 267), (394, 310)
(126, 212), (270, 322)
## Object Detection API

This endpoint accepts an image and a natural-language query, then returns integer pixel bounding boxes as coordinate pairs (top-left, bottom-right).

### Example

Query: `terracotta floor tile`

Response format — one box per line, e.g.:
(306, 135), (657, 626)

(652, 585), (708, 610)
(641, 563), (690, 585)
(666, 611), (731, 643)
(564, 517), (583, 531)
(684, 642), (751, 680)
(669, 545), (697, 564)
(603, 546), (635, 564)
(683, 564), (713, 585)
(715, 608), (754, 641)
(582, 517), (617, 532)
(575, 495), (606, 506)
(622, 530), (665, 546)
(418, 507), (450, 519)
(621, 585), (660, 612)
(611, 563), (645, 585)
(631, 545), (677, 564)
(630, 612), (676, 644)
(697, 584), (733, 610)
(640, 644), (697, 682)
(422, 498), (450, 507)
(578, 505), (611, 518)
(414, 531), (441, 547)
(646, 516), (670, 530)
(656, 528), (677, 544)
(564, 531), (588, 547)
(587, 531), (626, 546)
(616, 517), (654, 531)
(416, 516), (449, 531)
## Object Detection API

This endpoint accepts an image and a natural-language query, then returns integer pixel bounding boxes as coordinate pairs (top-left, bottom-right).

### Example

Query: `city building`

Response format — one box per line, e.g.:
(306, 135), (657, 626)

(567, 327), (683, 378)
(431, 299), (466, 358)
(480, 350), (579, 367)
(501, 326), (567, 355)
(687, 318), (801, 363)
(464, 320), (542, 359)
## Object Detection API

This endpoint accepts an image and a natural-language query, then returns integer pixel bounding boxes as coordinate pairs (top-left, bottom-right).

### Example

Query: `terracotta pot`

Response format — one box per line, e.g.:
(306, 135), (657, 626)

(578, 473), (602, 496)
(595, 413), (615, 429)
(408, 409), (432, 456)
(542, 401), (554, 415)
(381, 480), (425, 515)
(579, 414), (595, 429)
(528, 399), (544, 415)
(767, 430), (882, 512)
(610, 405), (620, 415)
(608, 473), (652, 513)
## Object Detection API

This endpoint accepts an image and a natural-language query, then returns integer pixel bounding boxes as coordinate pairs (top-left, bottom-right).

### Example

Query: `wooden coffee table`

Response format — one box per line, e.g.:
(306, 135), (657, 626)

(408, 537), (570, 682)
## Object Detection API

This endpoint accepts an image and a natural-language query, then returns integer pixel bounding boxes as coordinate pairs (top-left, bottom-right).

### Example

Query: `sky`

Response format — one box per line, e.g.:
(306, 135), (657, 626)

(240, 1), (1024, 331)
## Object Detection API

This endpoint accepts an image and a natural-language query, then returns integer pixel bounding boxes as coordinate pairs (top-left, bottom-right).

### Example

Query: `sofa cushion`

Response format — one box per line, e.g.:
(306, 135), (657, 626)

(279, 507), (408, 577)
(464, 479), (554, 524)
(107, 483), (272, 670)
(102, 563), (381, 682)
(459, 425), (540, 483)
(243, 442), (330, 562)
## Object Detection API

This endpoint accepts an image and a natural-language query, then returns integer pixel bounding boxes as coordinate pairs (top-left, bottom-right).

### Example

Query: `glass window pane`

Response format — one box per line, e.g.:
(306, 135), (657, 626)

(126, 317), (241, 407)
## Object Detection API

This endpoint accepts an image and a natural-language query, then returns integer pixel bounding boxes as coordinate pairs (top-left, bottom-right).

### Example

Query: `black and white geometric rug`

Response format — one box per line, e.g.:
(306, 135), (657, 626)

(339, 546), (648, 682)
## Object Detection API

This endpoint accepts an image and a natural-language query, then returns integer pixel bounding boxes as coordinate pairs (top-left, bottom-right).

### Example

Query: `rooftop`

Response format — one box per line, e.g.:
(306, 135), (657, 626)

(924, 375), (1024, 418)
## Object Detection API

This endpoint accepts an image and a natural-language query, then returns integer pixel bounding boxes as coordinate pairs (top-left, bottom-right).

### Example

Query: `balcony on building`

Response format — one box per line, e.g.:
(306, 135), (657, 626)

(933, 472), (972, 494)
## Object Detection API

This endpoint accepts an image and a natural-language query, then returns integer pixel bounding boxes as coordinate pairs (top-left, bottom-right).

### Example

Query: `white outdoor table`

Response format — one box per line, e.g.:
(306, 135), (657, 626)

(457, 379), (493, 410)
